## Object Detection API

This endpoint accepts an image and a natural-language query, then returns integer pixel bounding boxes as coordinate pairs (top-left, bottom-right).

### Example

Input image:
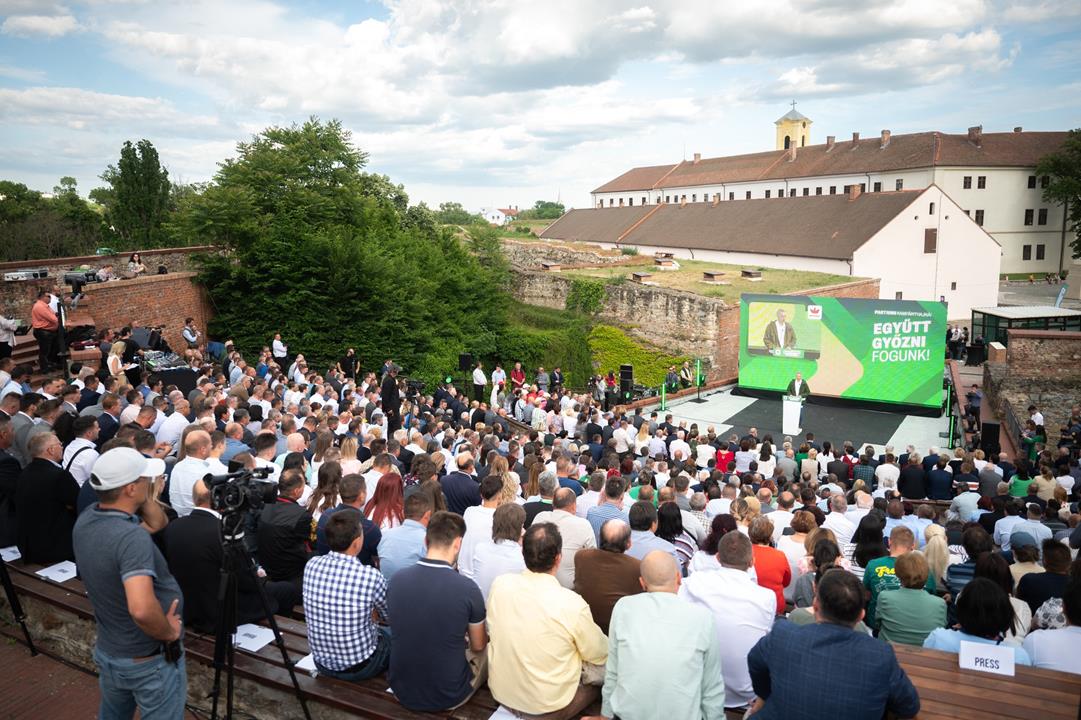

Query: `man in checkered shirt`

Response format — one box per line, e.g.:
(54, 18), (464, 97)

(303, 511), (390, 681)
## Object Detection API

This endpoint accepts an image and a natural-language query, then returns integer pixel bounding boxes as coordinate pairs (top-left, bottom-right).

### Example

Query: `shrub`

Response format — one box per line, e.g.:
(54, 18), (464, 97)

(565, 278), (606, 315)
(620, 246), (639, 256)
(587, 325), (690, 388)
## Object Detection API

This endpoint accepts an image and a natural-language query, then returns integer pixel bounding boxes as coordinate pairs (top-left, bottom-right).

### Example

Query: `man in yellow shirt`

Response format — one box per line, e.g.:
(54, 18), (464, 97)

(487, 522), (608, 719)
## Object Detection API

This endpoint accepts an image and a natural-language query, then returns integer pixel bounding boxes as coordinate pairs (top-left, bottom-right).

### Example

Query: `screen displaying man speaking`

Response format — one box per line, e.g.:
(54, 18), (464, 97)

(738, 294), (947, 408)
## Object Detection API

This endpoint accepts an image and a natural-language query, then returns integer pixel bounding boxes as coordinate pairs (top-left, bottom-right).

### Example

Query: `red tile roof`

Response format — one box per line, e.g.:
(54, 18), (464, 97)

(591, 130), (1067, 194)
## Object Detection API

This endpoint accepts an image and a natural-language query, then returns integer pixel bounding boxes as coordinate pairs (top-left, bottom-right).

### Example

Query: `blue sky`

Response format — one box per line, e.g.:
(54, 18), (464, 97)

(1, 0), (1079, 211)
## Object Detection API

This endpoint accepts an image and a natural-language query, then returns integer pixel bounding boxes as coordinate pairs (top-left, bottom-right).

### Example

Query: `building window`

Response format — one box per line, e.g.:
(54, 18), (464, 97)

(1041, 175), (1050, 189)
(1022, 245), (1032, 261)
(1024, 209), (1034, 225)
(873, 181), (882, 192)
(628, 198), (633, 206)
(691, 194), (696, 202)
(1036, 244), (1046, 260)
(815, 187), (822, 195)
(728, 192), (734, 201)
(609, 199), (614, 207)
(1038, 208), (1048, 225)
(929, 202), (935, 215)
(950, 282), (957, 290)
(618, 198), (624, 206)
(964, 209), (970, 217)
(746, 191), (752, 199)
(598, 200), (603, 208)
(681, 195), (687, 202)
(924, 228), (938, 253)
(829, 186), (836, 195)
(778, 188), (784, 197)
(765, 189), (771, 198)
(642, 196), (647, 205)
(860, 183), (866, 192)
(1028, 175), (1037, 189)
(789, 188), (796, 197)
(802, 188), (809, 196)
(784, 136), (791, 150)
(977, 175), (986, 189)
(656, 196), (661, 204)
(963, 176), (972, 189)
(974, 210), (984, 226)
(895, 179), (903, 191)
(895, 291), (903, 300)
(665, 195), (670, 203)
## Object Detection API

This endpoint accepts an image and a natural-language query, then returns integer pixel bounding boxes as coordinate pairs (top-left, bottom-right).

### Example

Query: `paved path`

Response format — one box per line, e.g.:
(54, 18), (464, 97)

(0, 638), (102, 718)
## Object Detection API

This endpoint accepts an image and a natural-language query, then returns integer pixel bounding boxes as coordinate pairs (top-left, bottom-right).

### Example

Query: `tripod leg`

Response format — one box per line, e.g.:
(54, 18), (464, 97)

(0, 561), (37, 656)
(236, 550), (312, 720)
(209, 564), (238, 720)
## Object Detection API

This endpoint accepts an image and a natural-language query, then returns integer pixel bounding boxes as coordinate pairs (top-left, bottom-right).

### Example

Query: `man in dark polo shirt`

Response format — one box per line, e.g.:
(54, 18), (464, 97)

(387, 511), (487, 712)
(573, 519), (642, 633)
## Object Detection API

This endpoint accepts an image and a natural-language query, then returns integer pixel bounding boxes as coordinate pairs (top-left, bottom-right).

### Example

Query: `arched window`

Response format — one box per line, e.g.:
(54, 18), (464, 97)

(783, 136), (791, 150)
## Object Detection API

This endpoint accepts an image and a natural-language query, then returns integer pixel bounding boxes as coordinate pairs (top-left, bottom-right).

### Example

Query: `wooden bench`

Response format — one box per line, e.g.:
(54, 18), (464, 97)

(702, 271), (725, 281)
(0, 560), (502, 719)
(653, 257), (676, 268)
(741, 269), (762, 279)
(632, 271), (652, 283)
(893, 644), (1081, 720)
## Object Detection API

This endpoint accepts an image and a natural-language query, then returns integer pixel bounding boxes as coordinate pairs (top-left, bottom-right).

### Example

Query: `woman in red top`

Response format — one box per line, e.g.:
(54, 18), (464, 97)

(509, 361), (526, 392)
(749, 515), (791, 614)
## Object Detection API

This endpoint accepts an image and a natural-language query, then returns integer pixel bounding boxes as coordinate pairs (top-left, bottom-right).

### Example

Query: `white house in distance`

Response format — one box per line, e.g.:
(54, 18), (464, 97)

(590, 108), (1067, 275)
(478, 206), (520, 226)
(541, 185), (1001, 320)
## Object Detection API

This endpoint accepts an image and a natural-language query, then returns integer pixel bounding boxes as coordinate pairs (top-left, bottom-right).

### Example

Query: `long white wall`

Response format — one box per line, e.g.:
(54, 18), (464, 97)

(851, 187), (1001, 320)
(592, 242), (853, 275)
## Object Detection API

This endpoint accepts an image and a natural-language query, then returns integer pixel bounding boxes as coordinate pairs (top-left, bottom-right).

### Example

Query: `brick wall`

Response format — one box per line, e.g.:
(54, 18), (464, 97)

(502, 239), (627, 269)
(81, 272), (213, 352)
(984, 329), (1081, 448)
(0, 246), (214, 321)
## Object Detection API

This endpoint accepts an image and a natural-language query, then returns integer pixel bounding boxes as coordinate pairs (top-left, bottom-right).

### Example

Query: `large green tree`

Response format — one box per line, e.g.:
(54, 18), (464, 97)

(172, 118), (508, 385)
(0, 178), (105, 261)
(435, 201), (484, 225)
(1036, 128), (1081, 260)
(99, 139), (171, 246)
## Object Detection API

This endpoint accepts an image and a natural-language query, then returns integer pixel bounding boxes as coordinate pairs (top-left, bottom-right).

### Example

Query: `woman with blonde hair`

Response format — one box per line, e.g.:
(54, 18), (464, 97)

(731, 496), (761, 533)
(488, 455), (523, 505)
(523, 460), (543, 502)
(634, 421), (650, 455)
(800, 447), (819, 480)
(338, 436), (362, 475)
(924, 524), (951, 588)
(107, 341), (128, 381)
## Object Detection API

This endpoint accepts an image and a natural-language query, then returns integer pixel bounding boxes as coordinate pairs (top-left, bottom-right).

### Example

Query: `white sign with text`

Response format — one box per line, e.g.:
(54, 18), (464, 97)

(959, 640), (1015, 677)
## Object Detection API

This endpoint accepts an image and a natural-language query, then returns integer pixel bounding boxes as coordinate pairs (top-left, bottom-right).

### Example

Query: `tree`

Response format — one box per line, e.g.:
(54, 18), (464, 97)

(530, 200), (565, 219)
(0, 178), (104, 261)
(173, 117), (509, 386)
(1036, 128), (1081, 261)
(100, 139), (171, 246)
(435, 201), (483, 225)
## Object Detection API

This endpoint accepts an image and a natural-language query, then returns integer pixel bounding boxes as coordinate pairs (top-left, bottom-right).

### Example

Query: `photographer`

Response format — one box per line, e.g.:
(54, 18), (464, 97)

(74, 447), (186, 719)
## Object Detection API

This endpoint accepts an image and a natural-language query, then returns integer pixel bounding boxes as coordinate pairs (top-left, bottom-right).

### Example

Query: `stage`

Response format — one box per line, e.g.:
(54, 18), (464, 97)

(662, 386), (949, 456)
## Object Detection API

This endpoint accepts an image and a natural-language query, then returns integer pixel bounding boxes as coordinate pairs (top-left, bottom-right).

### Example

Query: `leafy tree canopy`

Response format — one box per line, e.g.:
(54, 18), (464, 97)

(1036, 128), (1081, 259)
(0, 178), (105, 261)
(520, 200), (565, 220)
(173, 117), (509, 386)
(435, 201), (484, 225)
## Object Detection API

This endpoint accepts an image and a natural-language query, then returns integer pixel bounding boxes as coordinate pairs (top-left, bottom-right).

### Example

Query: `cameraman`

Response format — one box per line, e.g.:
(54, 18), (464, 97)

(74, 447), (186, 719)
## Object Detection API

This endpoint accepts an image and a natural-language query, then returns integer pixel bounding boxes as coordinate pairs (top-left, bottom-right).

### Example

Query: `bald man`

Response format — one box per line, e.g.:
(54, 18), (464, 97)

(589, 551), (726, 720)
(169, 429), (212, 516)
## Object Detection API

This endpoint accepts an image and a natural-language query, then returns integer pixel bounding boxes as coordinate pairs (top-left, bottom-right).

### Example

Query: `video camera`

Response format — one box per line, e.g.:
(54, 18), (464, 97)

(203, 466), (278, 518)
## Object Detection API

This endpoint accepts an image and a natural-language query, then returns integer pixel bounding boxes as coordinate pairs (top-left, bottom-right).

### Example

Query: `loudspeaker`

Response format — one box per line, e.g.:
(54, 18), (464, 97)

(979, 420), (1000, 457)
(619, 364), (633, 399)
(458, 353), (474, 372)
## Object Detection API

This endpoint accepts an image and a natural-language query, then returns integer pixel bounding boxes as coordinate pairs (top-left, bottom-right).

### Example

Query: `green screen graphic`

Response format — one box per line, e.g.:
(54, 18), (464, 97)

(738, 294), (947, 408)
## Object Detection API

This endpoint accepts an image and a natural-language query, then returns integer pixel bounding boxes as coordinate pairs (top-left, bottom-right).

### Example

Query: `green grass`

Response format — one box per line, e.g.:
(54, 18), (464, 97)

(563, 258), (854, 299)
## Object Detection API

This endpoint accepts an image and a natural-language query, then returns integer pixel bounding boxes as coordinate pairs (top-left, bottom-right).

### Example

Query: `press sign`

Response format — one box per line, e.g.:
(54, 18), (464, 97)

(958, 640), (1015, 677)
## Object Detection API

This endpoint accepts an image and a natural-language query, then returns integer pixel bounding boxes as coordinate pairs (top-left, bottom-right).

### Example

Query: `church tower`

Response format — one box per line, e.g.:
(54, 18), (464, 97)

(775, 102), (812, 150)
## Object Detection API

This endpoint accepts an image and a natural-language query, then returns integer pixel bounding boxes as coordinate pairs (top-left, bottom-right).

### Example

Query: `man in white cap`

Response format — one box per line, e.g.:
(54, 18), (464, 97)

(73, 447), (186, 719)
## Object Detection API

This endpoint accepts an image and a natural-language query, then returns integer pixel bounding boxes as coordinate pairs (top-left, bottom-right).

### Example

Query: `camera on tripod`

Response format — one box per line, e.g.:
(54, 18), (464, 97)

(204, 466), (278, 517)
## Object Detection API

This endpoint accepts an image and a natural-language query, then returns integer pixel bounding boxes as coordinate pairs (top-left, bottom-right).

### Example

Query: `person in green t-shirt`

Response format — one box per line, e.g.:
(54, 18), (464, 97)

(1008, 472), (1033, 498)
(863, 525), (935, 628)
(876, 551), (947, 645)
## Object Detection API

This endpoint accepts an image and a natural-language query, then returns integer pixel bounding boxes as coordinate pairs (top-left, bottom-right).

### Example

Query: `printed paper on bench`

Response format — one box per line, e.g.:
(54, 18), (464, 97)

(0, 546), (21, 562)
(36, 561), (77, 583)
(232, 623), (275, 652)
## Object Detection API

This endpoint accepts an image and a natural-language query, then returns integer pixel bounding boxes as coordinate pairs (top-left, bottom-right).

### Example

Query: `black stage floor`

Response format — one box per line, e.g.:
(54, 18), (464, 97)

(704, 398), (908, 447)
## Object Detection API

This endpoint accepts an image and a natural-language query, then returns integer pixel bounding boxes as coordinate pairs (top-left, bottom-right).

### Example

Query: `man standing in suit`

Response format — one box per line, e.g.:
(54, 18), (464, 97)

(747, 569), (920, 719)
(763, 309), (797, 352)
(11, 392), (41, 467)
(164, 478), (299, 633)
(381, 363), (401, 434)
(16, 432), (80, 564)
(785, 372), (810, 398)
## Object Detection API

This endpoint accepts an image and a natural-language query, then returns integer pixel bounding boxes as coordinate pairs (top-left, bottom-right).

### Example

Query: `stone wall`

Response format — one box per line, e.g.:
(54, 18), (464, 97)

(512, 270), (728, 365)
(984, 330), (1081, 447)
(501, 239), (628, 269)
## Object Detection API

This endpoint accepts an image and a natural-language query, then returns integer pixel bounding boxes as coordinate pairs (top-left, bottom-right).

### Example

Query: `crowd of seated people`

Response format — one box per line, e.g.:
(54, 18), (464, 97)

(2, 334), (1080, 720)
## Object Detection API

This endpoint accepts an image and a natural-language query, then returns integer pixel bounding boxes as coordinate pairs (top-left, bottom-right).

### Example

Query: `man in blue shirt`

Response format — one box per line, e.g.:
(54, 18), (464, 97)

(377, 492), (432, 579)
(314, 473), (381, 566)
(747, 569), (920, 719)
(586, 477), (629, 543)
(387, 511), (487, 711)
(556, 455), (583, 497)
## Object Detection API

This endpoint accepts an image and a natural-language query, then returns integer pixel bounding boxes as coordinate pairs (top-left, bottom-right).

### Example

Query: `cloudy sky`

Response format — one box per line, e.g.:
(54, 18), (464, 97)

(1, 1), (1079, 212)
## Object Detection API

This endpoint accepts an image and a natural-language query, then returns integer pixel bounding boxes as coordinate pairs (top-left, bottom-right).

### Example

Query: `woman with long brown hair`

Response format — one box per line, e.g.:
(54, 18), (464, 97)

(307, 460), (341, 520)
(365, 473), (405, 530)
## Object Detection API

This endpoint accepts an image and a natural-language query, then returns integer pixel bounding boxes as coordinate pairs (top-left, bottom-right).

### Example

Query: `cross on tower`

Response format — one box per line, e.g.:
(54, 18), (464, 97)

(790, 100), (797, 111)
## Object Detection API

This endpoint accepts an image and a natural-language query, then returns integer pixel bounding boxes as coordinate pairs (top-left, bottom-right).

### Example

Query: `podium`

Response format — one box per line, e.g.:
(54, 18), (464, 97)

(782, 395), (804, 436)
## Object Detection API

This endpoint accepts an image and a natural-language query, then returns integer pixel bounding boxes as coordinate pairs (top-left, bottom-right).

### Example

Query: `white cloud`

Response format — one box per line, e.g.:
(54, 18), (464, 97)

(0, 86), (220, 133)
(0, 63), (46, 81)
(1, 13), (78, 36)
